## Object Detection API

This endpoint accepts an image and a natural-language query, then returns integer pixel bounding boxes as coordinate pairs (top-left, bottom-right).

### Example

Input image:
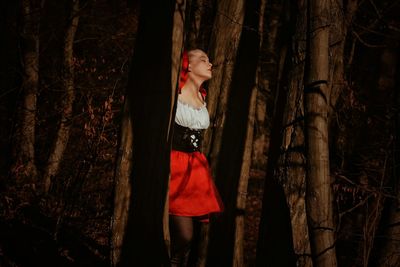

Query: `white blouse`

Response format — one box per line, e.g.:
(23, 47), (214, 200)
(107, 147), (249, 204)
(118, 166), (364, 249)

(175, 100), (210, 130)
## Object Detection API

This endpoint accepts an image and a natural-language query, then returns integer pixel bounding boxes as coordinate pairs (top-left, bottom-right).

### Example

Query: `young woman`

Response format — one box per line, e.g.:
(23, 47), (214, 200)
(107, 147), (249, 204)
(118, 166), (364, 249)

(169, 49), (223, 266)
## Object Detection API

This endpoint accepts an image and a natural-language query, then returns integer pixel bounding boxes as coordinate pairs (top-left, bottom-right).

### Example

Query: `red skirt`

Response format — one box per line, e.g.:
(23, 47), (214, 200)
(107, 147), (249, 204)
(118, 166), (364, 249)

(169, 150), (223, 217)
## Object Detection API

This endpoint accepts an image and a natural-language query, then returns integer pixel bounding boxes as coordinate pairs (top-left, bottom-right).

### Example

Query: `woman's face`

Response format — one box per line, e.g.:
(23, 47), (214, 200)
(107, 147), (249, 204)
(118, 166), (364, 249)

(188, 50), (213, 81)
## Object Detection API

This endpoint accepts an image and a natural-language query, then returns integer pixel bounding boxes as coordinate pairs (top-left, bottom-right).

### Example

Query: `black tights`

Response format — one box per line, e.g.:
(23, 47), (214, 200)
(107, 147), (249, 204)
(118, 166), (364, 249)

(169, 215), (193, 267)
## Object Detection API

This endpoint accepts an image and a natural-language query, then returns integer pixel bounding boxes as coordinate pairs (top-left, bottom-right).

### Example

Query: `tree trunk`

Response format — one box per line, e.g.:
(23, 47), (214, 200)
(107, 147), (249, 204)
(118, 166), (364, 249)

(232, 1), (266, 264)
(165, 0), (188, 254)
(187, 0), (217, 51)
(255, 45), (296, 267)
(13, 0), (44, 183)
(111, 98), (133, 267)
(170, 0), (187, 134)
(329, 0), (358, 111)
(251, 0), (283, 170)
(196, 1), (245, 265)
(272, 1), (313, 266)
(43, 0), (79, 193)
(202, 0), (245, 163)
(117, 1), (177, 265)
(187, 0), (204, 49)
(206, 1), (260, 266)
(304, 0), (337, 266)
(255, 2), (298, 266)
(232, 84), (257, 267)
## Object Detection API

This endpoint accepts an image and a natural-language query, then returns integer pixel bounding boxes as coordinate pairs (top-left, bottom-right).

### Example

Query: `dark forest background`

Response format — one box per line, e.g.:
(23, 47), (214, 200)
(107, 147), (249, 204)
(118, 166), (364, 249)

(0, 0), (399, 266)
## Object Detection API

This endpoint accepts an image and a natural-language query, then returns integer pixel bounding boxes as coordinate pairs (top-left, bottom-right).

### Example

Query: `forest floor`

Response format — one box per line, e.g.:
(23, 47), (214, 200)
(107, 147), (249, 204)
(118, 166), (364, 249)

(0, 172), (265, 267)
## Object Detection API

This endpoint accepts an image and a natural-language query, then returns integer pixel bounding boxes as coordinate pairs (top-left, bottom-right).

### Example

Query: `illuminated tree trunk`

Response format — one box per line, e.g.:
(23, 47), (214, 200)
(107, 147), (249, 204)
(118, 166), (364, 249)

(111, 98), (133, 267)
(206, 0), (260, 266)
(203, 0), (245, 166)
(166, 0), (189, 254)
(197, 1), (245, 265)
(44, 0), (80, 193)
(273, 1), (313, 266)
(304, 0), (337, 266)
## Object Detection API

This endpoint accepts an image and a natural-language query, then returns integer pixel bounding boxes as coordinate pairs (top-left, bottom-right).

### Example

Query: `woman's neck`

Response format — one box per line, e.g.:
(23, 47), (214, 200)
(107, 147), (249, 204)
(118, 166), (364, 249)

(182, 78), (202, 94)
(179, 78), (205, 107)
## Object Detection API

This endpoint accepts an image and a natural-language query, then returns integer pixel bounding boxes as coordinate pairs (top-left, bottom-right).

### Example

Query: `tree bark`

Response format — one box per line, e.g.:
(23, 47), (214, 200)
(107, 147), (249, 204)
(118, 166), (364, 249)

(196, 1), (245, 265)
(272, 1), (313, 266)
(185, 0), (218, 51)
(251, 0), (283, 170)
(329, 0), (358, 111)
(255, 2), (297, 265)
(206, 1), (260, 266)
(255, 44), (296, 267)
(170, 0), (187, 135)
(165, 0), (188, 254)
(117, 1), (176, 265)
(232, 84), (257, 267)
(14, 0), (44, 183)
(111, 98), (133, 266)
(305, 0), (337, 266)
(43, 0), (80, 193)
(111, 98), (133, 267)
(232, 1), (266, 264)
(187, 0), (204, 49)
(202, 0), (245, 164)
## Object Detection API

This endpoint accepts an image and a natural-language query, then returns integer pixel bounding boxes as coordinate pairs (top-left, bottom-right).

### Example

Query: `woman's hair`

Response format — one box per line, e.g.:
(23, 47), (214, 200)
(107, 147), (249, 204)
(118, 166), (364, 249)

(178, 50), (207, 98)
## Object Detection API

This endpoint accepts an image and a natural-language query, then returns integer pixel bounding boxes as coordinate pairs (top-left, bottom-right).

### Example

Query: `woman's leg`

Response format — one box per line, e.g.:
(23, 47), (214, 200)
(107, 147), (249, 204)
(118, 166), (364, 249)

(170, 215), (193, 267)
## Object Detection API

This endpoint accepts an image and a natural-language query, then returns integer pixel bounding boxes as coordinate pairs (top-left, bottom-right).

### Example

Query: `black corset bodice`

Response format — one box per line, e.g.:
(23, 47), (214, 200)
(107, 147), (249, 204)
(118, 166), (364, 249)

(172, 123), (204, 152)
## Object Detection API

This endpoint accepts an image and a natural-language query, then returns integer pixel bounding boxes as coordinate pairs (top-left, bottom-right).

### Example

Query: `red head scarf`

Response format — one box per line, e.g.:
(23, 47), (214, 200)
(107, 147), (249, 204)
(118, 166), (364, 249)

(179, 50), (189, 92)
(178, 50), (207, 99)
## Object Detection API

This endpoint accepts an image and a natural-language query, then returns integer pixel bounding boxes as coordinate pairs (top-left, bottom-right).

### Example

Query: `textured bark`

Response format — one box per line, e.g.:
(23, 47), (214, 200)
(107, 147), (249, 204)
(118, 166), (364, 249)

(305, 0), (337, 266)
(206, 0), (260, 265)
(274, 1), (313, 266)
(43, 0), (79, 193)
(187, 0), (216, 51)
(187, 0), (204, 48)
(329, 0), (358, 109)
(165, 0), (188, 254)
(197, 1), (245, 265)
(111, 99), (133, 267)
(14, 0), (44, 183)
(202, 0), (245, 165)
(170, 0), (187, 134)
(232, 1), (265, 264)
(279, 77), (313, 265)
(251, 0), (283, 170)
(232, 85), (257, 267)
